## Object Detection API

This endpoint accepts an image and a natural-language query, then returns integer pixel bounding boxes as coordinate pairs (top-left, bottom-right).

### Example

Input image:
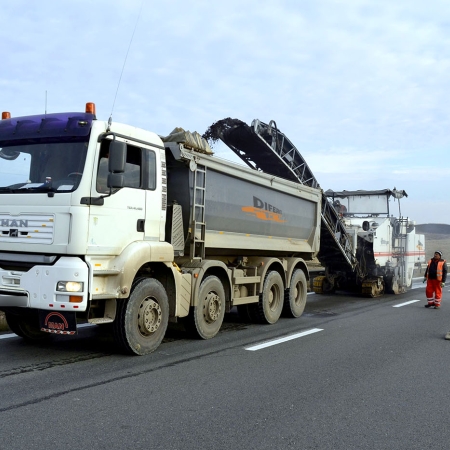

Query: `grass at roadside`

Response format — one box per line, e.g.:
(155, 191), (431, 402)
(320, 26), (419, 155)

(424, 236), (450, 261)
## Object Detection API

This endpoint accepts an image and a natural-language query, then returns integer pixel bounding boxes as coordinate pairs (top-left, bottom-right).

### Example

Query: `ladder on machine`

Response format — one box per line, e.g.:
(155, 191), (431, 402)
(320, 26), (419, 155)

(392, 218), (408, 293)
(190, 164), (207, 260)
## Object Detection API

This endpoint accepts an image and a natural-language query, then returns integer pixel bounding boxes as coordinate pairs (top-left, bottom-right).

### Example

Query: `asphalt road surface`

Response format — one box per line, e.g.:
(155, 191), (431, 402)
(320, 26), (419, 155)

(1, 280), (450, 450)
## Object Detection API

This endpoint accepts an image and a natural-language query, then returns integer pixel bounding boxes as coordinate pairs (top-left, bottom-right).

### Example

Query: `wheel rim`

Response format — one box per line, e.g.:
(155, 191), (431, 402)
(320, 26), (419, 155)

(293, 281), (304, 307)
(203, 291), (221, 323)
(138, 297), (162, 336)
(269, 283), (281, 311)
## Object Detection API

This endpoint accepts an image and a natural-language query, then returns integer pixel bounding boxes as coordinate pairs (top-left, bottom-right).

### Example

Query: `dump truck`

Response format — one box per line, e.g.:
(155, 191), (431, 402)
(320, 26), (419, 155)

(0, 103), (322, 354)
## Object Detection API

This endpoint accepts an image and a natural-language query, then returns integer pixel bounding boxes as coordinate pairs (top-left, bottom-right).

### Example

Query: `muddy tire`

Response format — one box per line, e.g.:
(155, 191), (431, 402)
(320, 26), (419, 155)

(5, 312), (26, 338)
(113, 278), (169, 355)
(283, 269), (307, 318)
(238, 303), (261, 323)
(385, 275), (400, 294)
(256, 271), (284, 324)
(5, 311), (50, 340)
(184, 276), (225, 339)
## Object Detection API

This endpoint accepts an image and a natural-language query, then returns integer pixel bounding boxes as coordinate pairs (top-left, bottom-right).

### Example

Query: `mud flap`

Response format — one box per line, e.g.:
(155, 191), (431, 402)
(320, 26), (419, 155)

(38, 310), (78, 335)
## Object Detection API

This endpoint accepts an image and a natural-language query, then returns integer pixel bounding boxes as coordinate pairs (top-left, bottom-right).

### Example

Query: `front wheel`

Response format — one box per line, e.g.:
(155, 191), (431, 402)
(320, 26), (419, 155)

(5, 311), (50, 340)
(5, 312), (26, 338)
(113, 278), (169, 355)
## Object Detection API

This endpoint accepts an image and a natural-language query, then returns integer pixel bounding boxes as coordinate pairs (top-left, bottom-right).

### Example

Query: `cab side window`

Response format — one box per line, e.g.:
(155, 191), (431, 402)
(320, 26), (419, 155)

(96, 141), (142, 193)
(147, 150), (156, 190)
(96, 141), (110, 193)
(123, 145), (141, 188)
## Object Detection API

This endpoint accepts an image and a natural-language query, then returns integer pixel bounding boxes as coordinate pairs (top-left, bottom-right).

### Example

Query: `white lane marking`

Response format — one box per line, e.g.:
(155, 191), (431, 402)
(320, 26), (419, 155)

(245, 328), (323, 351)
(0, 333), (15, 340)
(393, 300), (421, 308)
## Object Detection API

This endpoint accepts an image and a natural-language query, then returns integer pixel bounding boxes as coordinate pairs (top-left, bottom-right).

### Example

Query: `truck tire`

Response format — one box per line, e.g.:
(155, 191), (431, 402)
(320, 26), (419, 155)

(113, 278), (169, 355)
(385, 275), (400, 294)
(5, 312), (26, 338)
(239, 303), (261, 324)
(283, 269), (307, 318)
(184, 275), (225, 340)
(256, 271), (284, 324)
(5, 311), (50, 340)
(237, 305), (252, 322)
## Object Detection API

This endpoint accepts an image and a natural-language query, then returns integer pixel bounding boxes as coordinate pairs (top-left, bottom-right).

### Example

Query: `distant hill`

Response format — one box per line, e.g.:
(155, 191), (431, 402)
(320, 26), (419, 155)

(416, 224), (450, 235)
(416, 224), (450, 261)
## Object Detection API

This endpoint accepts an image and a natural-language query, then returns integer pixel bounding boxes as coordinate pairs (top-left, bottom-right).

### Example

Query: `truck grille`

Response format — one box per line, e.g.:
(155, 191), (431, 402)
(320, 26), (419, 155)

(0, 214), (55, 244)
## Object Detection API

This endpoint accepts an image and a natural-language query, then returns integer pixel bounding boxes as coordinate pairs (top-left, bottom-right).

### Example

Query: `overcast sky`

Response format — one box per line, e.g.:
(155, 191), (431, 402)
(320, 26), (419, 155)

(1, 0), (449, 224)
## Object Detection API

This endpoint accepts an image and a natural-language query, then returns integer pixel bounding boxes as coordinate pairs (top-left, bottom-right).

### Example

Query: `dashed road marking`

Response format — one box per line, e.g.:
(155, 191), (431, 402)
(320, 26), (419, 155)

(0, 333), (14, 340)
(393, 300), (421, 308)
(245, 328), (324, 351)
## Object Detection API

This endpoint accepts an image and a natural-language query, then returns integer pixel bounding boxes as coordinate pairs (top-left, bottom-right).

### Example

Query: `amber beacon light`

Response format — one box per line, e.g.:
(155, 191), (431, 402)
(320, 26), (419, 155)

(1, 112), (11, 120)
(85, 102), (96, 115)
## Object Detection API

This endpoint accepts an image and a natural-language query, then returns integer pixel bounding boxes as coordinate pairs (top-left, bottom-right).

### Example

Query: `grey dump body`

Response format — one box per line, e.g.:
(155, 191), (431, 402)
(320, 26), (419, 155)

(165, 143), (320, 259)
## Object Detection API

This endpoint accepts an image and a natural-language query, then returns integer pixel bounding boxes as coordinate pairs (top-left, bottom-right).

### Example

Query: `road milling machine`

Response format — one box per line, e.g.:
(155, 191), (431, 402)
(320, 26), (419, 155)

(207, 118), (425, 297)
(314, 189), (426, 296)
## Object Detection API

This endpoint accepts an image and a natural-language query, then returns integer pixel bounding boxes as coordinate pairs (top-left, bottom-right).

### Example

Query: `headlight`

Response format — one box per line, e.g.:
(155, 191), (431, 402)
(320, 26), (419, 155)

(57, 281), (84, 292)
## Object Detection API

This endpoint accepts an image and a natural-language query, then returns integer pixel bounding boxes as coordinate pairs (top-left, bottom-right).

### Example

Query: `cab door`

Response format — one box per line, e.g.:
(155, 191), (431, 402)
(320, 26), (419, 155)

(143, 147), (165, 242)
(87, 139), (146, 256)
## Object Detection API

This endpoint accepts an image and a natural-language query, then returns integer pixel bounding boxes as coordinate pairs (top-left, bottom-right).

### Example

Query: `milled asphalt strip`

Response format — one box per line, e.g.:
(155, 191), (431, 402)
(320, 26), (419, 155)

(245, 328), (324, 351)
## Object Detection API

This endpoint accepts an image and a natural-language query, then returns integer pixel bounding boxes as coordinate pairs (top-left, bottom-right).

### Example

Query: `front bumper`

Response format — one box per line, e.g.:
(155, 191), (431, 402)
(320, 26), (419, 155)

(0, 257), (89, 312)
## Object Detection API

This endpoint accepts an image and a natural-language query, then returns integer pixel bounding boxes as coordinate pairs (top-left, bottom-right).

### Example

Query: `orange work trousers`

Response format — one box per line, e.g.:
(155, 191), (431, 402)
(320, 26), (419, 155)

(426, 278), (443, 304)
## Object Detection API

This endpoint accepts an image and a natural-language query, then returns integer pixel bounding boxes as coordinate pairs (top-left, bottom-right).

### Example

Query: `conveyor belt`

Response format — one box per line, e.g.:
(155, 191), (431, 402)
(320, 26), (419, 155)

(217, 119), (357, 270)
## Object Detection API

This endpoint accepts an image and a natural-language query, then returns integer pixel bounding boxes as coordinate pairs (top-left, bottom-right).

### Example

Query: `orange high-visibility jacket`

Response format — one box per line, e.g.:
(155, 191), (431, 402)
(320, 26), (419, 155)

(425, 259), (447, 282)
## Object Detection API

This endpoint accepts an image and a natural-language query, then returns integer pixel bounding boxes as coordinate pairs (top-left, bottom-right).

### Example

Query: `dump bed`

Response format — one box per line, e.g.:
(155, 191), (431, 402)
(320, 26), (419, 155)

(165, 143), (321, 259)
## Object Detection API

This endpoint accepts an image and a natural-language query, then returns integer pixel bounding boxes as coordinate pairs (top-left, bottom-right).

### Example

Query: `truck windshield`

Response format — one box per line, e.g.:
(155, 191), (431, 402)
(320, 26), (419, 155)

(0, 141), (88, 193)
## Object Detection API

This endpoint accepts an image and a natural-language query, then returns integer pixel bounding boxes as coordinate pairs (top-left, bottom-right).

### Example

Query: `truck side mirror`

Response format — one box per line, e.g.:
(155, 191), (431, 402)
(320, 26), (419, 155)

(107, 173), (124, 189)
(108, 140), (126, 173)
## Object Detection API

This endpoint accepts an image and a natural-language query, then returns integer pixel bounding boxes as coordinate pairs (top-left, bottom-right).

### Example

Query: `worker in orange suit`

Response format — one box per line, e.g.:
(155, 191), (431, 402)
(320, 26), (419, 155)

(424, 251), (447, 309)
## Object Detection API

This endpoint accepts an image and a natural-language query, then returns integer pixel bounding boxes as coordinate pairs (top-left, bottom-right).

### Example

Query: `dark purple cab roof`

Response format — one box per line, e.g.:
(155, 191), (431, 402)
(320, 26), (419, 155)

(0, 112), (95, 142)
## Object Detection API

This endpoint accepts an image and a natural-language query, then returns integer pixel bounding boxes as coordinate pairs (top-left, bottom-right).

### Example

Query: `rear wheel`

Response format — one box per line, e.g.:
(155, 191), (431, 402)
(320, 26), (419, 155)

(256, 271), (284, 324)
(238, 303), (261, 323)
(283, 269), (307, 318)
(184, 276), (225, 339)
(113, 278), (169, 355)
(386, 275), (403, 294)
(237, 304), (252, 322)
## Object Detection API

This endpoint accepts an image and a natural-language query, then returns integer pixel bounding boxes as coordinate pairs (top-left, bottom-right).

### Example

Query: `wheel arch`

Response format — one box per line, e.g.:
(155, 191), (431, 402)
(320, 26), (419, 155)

(285, 258), (309, 289)
(134, 262), (177, 317)
(181, 260), (231, 308)
(246, 256), (286, 292)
